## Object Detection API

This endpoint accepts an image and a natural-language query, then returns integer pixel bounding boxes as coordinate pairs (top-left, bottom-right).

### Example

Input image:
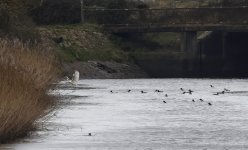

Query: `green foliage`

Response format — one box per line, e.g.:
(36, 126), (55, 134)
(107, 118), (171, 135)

(0, 0), (38, 33)
(30, 0), (150, 25)
(56, 42), (126, 62)
(0, 7), (10, 30)
(40, 24), (128, 62)
(85, 0), (150, 24)
(111, 32), (180, 52)
(30, 0), (81, 25)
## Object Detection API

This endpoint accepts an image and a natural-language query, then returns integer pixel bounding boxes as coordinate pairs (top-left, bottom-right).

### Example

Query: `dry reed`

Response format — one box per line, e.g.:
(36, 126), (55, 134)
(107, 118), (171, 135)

(0, 39), (58, 143)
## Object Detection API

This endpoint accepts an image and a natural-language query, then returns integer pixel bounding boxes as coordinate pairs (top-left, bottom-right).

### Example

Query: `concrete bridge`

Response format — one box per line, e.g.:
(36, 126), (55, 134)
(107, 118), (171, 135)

(83, 7), (248, 76)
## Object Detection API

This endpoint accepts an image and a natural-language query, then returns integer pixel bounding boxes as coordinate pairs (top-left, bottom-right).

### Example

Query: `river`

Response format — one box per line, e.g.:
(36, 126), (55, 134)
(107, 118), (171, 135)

(1, 79), (248, 150)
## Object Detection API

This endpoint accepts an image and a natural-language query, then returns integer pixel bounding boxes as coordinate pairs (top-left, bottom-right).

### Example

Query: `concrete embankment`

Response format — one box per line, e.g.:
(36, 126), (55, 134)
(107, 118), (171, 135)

(63, 61), (149, 79)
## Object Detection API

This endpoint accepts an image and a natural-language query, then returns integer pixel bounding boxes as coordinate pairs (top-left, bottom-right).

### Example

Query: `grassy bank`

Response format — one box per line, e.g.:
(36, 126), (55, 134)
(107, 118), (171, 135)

(37, 23), (183, 67)
(39, 23), (128, 62)
(0, 39), (58, 143)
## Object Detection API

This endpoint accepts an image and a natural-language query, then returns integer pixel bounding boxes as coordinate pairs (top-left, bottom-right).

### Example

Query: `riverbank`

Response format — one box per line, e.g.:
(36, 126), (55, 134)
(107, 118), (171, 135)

(63, 61), (148, 79)
(0, 39), (58, 143)
(38, 24), (181, 78)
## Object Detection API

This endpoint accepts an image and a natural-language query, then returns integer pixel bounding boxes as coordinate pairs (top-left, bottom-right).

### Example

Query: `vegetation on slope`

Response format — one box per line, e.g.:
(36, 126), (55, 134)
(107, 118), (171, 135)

(39, 24), (128, 62)
(0, 39), (58, 143)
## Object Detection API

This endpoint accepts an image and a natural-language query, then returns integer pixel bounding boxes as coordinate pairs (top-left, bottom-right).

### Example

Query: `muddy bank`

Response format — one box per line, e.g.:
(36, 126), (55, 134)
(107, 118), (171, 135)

(63, 61), (149, 79)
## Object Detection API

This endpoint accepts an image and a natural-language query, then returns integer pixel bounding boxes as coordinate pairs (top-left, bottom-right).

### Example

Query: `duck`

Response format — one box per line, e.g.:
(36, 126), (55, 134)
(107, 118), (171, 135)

(165, 94), (168, 97)
(183, 91), (192, 95)
(224, 88), (230, 92)
(141, 91), (147, 94)
(192, 99), (195, 102)
(199, 99), (204, 102)
(216, 91), (225, 95)
(163, 101), (167, 103)
(155, 90), (163, 93)
(208, 102), (212, 106)
(210, 85), (214, 88)
(188, 90), (193, 95)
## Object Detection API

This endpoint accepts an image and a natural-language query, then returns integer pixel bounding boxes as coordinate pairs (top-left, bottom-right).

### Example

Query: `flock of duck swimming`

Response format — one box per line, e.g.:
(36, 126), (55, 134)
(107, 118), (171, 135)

(66, 70), (231, 107)
(110, 84), (231, 106)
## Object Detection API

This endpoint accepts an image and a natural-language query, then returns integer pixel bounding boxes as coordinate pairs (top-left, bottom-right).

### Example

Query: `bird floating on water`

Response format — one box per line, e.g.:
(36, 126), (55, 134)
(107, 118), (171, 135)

(183, 91), (192, 95)
(155, 90), (163, 93)
(141, 91), (147, 94)
(66, 70), (80, 85)
(214, 91), (225, 95)
(199, 99), (204, 102)
(208, 102), (212, 106)
(210, 85), (214, 88)
(224, 88), (230, 92)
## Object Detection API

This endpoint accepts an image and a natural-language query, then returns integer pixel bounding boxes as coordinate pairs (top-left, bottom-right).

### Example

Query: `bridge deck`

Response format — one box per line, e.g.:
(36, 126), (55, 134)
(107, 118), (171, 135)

(104, 24), (248, 33)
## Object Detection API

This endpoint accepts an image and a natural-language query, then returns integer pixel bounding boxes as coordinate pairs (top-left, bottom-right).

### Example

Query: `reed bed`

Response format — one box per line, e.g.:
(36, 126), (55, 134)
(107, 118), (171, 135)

(0, 39), (58, 143)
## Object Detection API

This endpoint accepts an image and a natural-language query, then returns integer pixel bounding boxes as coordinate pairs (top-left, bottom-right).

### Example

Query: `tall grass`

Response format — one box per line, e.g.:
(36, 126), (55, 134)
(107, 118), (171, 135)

(0, 39), (58, 143)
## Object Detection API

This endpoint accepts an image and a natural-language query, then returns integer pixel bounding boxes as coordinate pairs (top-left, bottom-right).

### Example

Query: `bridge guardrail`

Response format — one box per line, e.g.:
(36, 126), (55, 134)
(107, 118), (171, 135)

(83, 7), (248, 26)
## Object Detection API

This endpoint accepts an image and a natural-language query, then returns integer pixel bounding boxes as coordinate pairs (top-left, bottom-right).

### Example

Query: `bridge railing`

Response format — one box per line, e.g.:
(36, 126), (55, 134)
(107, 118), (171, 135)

(83, 7), (248, 25)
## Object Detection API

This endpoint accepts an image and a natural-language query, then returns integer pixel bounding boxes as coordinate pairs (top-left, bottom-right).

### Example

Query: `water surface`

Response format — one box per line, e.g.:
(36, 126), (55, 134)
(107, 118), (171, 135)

(2, 79), (248, 150)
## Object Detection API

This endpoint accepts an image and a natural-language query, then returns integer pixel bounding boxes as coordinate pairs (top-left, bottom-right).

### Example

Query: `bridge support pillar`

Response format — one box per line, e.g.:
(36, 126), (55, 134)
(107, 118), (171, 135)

(222, 32), (227, 61)
(181, 31), (199, 76)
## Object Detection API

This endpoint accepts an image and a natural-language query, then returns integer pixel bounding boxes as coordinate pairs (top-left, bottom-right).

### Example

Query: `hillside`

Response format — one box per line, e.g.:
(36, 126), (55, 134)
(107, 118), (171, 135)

(38, 23), (149, 78)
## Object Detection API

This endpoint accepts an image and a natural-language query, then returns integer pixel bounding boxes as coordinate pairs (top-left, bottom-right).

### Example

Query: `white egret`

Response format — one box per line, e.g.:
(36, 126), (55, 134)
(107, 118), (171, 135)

(66, 70), (80, 85)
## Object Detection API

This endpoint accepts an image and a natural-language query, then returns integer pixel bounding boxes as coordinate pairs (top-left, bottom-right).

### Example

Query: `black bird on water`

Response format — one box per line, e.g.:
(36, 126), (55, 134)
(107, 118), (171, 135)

(199, 99), (204, 102)
(188, 89), (193, 94)
(208, 102), (212, 106)
(155, 90), (163, 93)
(163, 101), (167, 103)
(128, 90), (131, 92)
(141, 91), (147, 94)
(165, 94), (168, 97)
(180, 88), (184, 91)
(192, 99), (195, 102)
(224, 88), (230, 92)
(219, 91), (225, 94)
(88, 133), (92, 136)
(210, 85), (214, 88)
(110, 90), (114, 93)
(214, 91), (225, 95)
(183, 90), (193, 95)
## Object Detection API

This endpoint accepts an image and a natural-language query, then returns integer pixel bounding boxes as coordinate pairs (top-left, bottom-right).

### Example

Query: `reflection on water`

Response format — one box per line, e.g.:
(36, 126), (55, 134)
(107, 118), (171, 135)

(2, 79), (248, 150)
